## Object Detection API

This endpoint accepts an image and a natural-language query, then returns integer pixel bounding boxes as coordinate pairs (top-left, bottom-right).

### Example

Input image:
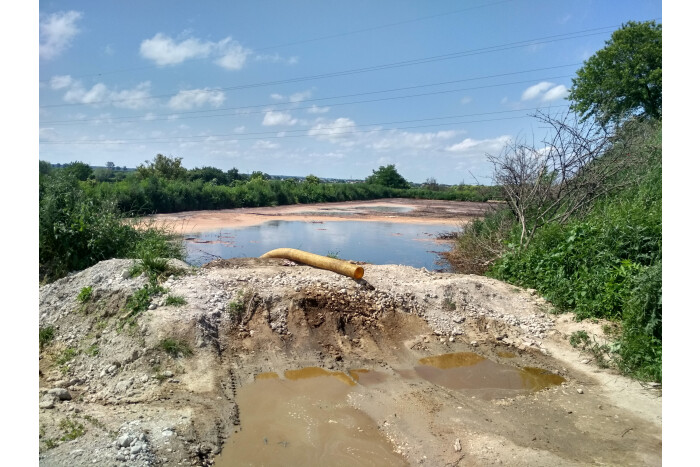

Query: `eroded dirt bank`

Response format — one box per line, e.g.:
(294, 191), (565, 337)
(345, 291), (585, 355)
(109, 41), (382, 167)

(39, 258), (661, 466)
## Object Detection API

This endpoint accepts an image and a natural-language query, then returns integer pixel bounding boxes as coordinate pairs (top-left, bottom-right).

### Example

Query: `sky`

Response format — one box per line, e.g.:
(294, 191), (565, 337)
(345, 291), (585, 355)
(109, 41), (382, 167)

(38, 0), (662, 184)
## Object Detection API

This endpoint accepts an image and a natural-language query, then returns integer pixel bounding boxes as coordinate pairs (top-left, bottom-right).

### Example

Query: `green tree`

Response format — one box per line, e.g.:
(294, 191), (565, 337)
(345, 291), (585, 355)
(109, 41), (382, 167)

(365, 164), (410, 189)
(569, 21), (661, 126)
(305, 174), (321, 184)
(188, 166), (227, 184)
(137, 154), (187, 180)
(39, 160), (53, 176)
(63, 161), (93, 181)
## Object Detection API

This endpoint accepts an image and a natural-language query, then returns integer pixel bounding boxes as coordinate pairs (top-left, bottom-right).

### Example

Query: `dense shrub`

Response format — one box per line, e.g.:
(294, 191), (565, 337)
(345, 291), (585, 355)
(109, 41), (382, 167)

(448, 119), (662, 381)
(39, 171), (182, 282)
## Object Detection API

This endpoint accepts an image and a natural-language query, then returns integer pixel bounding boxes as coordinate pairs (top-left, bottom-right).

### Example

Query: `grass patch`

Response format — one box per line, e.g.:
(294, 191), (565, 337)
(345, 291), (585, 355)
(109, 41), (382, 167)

(77, 286), (93, 303)
(55, 347), (78, 365)
(59, 418), (85, 441)
(119, 282), (166, 329)
(39, 326), (55, 350)
(159, 337), (193, 358)
(228, 290), (247, 319)
(165, 295), (186, 306)
(326, 250), (340, 259)
(86, 344), (99, 357)
(43, 438), (58, 450)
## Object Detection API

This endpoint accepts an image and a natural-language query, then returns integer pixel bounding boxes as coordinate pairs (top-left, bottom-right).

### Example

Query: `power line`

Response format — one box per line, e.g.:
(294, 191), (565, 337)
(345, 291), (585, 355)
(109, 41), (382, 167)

(41, 63), (580, 125)
(41, 105), (569, 145)
(40, 25), (616, 109)
(39, 0), (518, 83)
(41, 73), (575, 127)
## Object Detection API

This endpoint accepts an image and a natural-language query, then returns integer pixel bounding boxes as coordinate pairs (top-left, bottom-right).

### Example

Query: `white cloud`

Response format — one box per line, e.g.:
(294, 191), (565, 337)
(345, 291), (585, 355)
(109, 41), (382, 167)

(168, 88), (226, 110)
(140, 33), (252, 70)
(39, 128), (60, 142)
(40, 10), (83, 60)
(64, 82), (108, 105)
(446, 135), (511, 154)
(50, 75), (73, 90)
(255, 53), (299, 65)
(270, 93), (284, 101)
(140, 33), (212, 65)
(370, 130), (457, 151)
(289, 90), (312, 103)
(61, 80), (153, 109)
(253, 140), (280, 150)
(214, 38), (251, 70)
(460, 96), (473, 105)
(262, 111), (297, 126)
(521, 82), (555, 101)
(111, 82), (153, 109)
(542, 84), (569, 101)
(308, 118), (357, 144)
(308, 105), (330, 114)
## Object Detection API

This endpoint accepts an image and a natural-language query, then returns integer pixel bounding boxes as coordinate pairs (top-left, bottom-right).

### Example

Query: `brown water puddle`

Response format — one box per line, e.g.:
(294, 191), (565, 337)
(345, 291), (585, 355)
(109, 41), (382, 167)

(349, 369), (389, 385)
(214, 371), (407, 467)
(413, 352), (565, 398)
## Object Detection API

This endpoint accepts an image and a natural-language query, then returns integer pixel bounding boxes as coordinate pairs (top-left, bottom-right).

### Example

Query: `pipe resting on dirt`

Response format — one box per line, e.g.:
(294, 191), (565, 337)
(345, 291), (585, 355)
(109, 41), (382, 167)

(261, 248), (364, 280)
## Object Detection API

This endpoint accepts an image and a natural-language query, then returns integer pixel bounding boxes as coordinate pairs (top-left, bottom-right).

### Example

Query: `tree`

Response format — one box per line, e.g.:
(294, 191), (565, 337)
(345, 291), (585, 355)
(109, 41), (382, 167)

(136, 154), (186, 180)
(63, 161), (93, 181)
(39, 160), (53, 176)
(305, 174), (321, 184)
(365, 164), (410, 189)
(568, 21), (661, 127)
(486, 111), (645, 250)
(106, 161), (115, 170)
(187, 166), (227, 184)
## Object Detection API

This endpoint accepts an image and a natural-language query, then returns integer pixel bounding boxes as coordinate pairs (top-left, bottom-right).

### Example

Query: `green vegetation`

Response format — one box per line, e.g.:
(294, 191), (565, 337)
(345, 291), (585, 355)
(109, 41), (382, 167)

(39, 168), (182, 282)
(569, 21), (661, 126)
(165, 295), (187, 306)
(450, 118), (661, 381)
(120, 282), (166, 329)
(40, 326), (55, 350)
(58, 417), (86, 441)
(77, 286), (93, 303)
(365, 164), (410, 189)
(326, 251), (340, 259)
(448, 22), (662, 382)
(55, 347), (79, 365)
(159, 337), (193, 358)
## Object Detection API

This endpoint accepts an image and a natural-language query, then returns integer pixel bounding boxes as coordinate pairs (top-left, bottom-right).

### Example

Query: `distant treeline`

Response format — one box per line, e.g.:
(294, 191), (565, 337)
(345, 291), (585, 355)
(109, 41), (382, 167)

(41, 157), (502, 216)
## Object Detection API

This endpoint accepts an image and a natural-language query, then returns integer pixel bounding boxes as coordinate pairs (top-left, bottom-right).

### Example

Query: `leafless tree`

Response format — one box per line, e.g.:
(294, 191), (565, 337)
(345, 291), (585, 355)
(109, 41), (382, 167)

(486, 110), (641, 250)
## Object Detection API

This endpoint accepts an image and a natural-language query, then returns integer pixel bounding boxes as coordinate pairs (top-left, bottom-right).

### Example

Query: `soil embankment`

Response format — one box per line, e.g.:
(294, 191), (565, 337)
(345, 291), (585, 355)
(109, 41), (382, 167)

(39, 256), (662, 466)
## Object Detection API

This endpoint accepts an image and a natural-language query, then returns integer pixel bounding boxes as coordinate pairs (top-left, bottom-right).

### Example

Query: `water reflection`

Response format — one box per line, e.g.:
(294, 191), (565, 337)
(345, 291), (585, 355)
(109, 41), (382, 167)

(184, 220), (457, 270)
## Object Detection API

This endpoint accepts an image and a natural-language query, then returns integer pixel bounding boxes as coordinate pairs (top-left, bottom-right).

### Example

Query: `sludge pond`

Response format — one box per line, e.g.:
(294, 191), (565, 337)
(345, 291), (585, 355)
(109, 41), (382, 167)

(183, 220), (459, 270)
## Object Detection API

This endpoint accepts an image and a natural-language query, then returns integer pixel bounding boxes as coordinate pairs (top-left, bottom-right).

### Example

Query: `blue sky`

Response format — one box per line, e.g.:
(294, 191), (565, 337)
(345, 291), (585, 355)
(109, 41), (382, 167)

(38, 0), (661, 184)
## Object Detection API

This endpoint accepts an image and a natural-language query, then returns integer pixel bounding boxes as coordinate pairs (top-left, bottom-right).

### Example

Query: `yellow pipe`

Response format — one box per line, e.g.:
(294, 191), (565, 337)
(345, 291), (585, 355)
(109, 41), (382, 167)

(260, 248), (364, 280)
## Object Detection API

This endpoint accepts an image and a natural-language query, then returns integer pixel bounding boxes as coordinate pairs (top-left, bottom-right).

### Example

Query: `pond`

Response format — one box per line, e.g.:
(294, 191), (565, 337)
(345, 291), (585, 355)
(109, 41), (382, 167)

(183, 220), (458, 270)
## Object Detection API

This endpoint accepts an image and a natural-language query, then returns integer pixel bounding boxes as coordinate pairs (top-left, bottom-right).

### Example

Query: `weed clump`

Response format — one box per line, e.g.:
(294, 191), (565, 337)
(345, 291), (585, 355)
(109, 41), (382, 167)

(59, 418), (85, 441)
(159, 338), (193, 358)
(39, 326), (55, 350)
(77, 286), (93, 303)
(165, 295), (186, 306)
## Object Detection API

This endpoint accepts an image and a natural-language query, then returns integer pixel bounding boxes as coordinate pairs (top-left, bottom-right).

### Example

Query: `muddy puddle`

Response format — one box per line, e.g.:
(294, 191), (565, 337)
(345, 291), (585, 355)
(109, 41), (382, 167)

(215, 353), (565, 465)
(214, 372), (407, 467)
(412, 352), (565, 397)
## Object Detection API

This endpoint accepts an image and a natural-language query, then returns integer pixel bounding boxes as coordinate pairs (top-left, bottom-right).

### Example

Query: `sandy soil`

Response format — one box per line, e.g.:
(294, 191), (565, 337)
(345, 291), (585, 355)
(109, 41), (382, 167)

(139, 198), (497, 234)
(38, 257), (661, 466)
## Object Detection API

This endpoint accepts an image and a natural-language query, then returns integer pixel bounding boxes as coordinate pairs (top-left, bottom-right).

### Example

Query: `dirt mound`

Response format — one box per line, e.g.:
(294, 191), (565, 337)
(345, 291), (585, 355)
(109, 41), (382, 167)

(39, 258), (661, 466)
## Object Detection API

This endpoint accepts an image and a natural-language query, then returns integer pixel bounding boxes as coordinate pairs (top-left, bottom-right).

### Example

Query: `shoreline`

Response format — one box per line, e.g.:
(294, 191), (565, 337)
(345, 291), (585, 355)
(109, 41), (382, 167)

(135, 198), (495, 234)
